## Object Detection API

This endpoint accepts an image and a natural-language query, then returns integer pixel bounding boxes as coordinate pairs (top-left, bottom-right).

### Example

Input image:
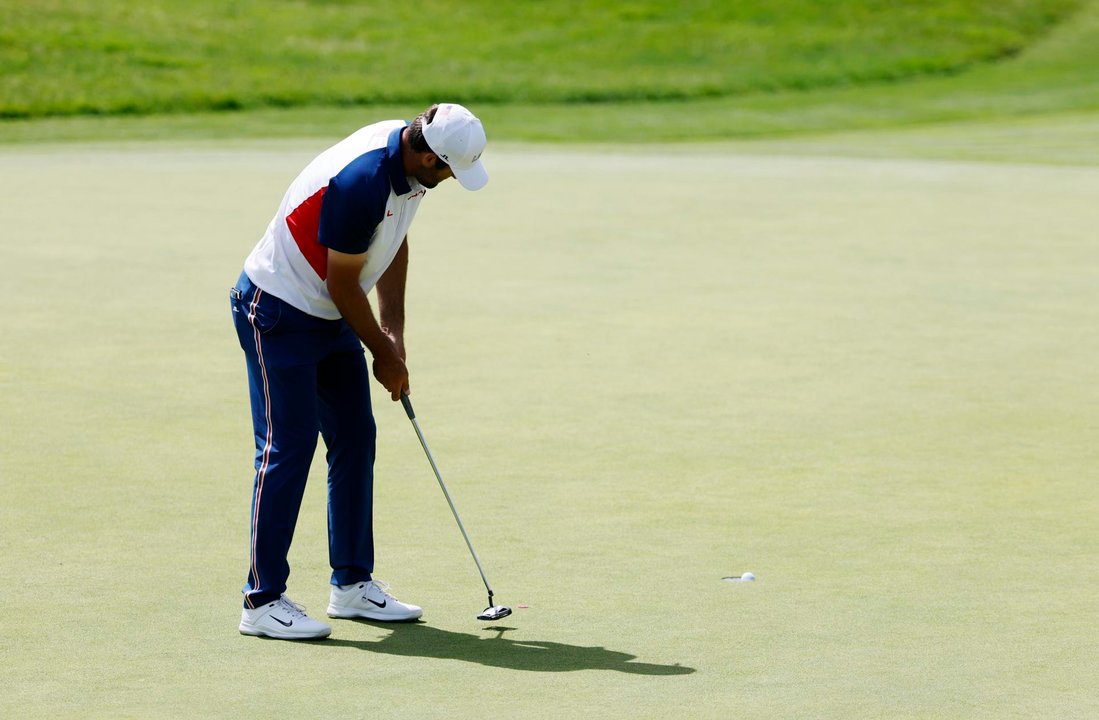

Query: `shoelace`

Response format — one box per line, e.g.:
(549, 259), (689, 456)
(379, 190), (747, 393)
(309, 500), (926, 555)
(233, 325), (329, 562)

(369, 580), (399, 601)
(278, 595), (309, 618)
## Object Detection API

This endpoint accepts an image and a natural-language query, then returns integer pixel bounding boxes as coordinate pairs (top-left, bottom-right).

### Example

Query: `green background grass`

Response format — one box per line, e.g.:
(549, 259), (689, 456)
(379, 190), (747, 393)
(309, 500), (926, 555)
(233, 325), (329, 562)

(3, 0), (1099, 144)
(0, 0), (1081, 117)
(2, 2), (1098, 718)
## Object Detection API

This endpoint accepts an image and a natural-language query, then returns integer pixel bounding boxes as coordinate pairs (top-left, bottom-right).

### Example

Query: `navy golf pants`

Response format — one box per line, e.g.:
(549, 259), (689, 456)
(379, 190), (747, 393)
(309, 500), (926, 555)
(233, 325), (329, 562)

(231, 272), (375, 609)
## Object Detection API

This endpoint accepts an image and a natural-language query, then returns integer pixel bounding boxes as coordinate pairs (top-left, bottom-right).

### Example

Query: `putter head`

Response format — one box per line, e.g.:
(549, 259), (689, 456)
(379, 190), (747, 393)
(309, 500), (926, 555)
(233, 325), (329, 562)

(477, 605), (513, 621)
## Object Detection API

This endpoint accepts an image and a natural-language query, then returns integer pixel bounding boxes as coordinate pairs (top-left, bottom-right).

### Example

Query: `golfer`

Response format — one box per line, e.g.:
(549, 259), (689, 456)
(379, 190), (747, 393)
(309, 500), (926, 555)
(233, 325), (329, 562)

(229, 103), (488, 640)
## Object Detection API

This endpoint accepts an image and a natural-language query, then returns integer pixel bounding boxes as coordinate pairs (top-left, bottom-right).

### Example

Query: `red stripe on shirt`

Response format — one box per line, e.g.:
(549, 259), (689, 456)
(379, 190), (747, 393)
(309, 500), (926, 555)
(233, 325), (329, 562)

(285, 186), (329, 280)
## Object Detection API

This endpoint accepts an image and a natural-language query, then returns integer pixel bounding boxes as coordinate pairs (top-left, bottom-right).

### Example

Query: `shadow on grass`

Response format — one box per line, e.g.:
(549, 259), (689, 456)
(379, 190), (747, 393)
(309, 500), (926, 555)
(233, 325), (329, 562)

(321, 622), (696, 675)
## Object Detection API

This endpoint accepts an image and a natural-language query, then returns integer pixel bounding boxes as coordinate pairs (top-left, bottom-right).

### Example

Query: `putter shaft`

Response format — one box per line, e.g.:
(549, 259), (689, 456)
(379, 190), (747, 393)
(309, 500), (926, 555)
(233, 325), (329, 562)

(400, 393), (496, 604)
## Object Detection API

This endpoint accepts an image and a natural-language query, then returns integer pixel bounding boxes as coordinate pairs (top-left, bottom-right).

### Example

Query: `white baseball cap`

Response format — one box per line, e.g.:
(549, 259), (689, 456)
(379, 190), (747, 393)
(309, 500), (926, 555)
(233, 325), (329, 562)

(422, 103), (488, 191)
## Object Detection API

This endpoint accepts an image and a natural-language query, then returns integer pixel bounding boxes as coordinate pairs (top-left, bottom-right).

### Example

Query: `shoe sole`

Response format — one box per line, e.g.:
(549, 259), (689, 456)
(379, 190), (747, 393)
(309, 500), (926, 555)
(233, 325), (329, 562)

(239, 623), (331, 640)
(326, 605), (423, 622)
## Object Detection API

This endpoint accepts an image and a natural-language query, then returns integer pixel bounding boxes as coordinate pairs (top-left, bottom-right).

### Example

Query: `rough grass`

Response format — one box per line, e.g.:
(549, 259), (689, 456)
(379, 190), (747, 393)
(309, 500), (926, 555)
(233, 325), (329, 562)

(0, 0), (1082, 118)
(3, 1), (1099, 146)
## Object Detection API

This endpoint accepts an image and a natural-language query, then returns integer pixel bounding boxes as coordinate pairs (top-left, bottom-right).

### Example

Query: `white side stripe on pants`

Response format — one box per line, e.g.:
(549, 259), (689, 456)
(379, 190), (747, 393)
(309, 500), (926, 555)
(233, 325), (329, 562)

(245, 289), (273, 609)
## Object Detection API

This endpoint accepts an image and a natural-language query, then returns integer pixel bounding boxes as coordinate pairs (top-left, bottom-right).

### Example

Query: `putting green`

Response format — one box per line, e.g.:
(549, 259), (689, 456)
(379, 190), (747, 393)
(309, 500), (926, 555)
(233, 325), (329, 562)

(1, 129), (1096, 718)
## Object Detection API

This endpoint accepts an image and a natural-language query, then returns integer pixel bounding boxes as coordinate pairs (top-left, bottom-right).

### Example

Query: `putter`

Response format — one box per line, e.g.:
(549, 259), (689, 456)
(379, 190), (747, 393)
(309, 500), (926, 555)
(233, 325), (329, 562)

(400, 392), (512, 622)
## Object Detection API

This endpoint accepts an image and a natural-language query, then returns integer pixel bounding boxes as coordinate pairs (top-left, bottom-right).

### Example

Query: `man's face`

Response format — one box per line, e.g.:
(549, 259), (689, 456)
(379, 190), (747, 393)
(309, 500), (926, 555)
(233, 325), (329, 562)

(414, 155), (454, 189)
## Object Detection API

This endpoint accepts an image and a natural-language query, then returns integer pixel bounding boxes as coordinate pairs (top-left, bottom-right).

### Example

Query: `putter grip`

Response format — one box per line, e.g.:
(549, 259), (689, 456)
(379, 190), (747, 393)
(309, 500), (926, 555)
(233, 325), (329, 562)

(400, 392), (415, 420)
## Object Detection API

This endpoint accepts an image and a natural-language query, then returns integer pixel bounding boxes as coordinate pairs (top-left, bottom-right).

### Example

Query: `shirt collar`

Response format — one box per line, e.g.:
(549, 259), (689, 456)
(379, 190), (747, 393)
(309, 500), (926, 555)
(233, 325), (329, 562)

(386, 124), (415, 196)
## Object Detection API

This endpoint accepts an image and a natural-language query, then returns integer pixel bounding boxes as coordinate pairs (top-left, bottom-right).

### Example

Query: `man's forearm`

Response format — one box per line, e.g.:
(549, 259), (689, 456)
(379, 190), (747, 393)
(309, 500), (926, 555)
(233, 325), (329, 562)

(330, 283), (392, 358)
(326, 246), (409, 400)
(376, 237), (408, 336)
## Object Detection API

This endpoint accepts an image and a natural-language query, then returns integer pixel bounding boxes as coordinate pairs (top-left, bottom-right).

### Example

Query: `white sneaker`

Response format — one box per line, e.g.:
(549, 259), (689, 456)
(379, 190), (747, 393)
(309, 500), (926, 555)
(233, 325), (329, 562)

(327, 580), (423, 622)
(239, 595), (332, 640)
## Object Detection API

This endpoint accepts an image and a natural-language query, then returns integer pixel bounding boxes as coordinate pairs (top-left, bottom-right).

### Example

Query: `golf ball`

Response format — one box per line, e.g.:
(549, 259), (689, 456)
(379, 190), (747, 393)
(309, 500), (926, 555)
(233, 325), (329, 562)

(741, 572), (755, 581)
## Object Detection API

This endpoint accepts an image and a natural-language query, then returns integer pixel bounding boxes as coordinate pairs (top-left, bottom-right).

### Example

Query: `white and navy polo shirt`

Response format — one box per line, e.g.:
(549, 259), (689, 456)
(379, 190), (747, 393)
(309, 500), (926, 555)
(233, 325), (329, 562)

(244, 120), (426, 319)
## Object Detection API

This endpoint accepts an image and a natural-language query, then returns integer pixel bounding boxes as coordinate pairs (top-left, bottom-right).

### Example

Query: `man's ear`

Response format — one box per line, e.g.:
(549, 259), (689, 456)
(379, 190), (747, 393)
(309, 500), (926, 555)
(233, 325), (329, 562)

(422, 152), (440, 168)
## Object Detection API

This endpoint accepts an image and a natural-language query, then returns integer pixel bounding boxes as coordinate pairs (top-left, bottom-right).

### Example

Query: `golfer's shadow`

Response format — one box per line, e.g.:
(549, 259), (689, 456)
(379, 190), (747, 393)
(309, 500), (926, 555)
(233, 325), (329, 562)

(324, 623), (695, 675)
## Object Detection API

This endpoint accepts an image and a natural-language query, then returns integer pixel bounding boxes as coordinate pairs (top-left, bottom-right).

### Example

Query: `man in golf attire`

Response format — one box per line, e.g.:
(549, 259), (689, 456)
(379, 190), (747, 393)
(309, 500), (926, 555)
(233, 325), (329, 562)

(230, 103), (488, 640)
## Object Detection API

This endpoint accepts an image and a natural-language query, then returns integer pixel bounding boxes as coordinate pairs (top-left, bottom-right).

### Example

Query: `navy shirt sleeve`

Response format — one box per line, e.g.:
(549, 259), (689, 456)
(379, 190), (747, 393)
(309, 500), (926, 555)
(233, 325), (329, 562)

(318, 148), (390, 255)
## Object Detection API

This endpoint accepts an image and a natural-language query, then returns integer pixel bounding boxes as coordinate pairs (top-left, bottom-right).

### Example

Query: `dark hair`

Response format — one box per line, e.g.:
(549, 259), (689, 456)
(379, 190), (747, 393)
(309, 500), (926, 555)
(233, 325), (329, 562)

(408, 104), (441, 154)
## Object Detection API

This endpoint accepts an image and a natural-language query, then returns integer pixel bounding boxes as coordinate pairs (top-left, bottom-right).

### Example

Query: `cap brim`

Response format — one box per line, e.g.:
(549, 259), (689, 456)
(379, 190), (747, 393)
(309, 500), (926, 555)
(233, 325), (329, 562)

(452, 160), (488, 191)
